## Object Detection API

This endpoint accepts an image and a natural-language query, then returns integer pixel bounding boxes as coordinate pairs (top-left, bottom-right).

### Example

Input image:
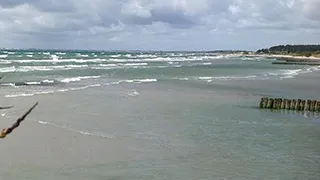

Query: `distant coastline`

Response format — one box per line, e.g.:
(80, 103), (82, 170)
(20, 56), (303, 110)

(243, 44), (320, 65)
(253, 44), (320, 60)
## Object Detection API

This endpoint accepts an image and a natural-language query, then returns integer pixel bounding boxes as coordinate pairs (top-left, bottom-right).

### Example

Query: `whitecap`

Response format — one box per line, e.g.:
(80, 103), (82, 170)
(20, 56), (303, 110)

(59, 76), (100, 83)
(5, 84), (101, 98)
(125, 89), (140, 97)
(0, 55), (8, 58)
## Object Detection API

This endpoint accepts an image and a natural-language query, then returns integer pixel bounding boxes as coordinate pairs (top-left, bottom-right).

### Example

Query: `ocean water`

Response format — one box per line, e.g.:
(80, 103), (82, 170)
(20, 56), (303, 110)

(0, 49), (320, 179)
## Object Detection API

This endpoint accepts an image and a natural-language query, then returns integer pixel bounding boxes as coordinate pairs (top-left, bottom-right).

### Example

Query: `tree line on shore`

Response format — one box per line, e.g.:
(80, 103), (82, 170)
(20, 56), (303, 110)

(256, 44), (320, 57)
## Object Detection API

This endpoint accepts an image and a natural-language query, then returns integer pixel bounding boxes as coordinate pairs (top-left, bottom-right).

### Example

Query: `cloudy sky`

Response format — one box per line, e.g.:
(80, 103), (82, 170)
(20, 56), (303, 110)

(0, 0), (319, 51)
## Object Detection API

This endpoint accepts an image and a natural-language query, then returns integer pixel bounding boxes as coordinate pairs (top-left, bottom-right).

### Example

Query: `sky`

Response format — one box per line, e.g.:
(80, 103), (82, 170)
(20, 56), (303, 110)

(0, 0), (319, 51)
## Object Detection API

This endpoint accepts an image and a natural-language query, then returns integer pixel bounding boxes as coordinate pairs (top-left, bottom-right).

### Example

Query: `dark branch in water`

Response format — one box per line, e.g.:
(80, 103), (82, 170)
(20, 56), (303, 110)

(3, 102), (39, 136)
(0, 106), (13, 110)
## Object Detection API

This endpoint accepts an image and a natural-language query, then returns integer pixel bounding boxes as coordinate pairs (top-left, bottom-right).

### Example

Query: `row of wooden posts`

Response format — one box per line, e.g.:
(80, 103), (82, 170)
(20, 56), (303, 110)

(260, 97), (320, 112)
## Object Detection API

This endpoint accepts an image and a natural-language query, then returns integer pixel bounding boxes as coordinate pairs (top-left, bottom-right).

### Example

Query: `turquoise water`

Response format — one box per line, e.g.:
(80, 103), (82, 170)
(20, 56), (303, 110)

(0, 49), (320, 179)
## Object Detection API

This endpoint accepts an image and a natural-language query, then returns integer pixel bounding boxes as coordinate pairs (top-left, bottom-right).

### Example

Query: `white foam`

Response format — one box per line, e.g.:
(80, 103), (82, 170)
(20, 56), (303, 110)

(64, 64), (88, 68)
(5, 84), (101, 98)
(167, 62), (179, 64)
(0, 54), (8, 58)
(12, 58), (106, 63)
(198, 75), (257, 81)
(108, 55), (228, 63)
(104, 78), (158, 86)
(0, 65), (87, 73)
(97, 63), (148, 67)
(42, 79), (55, 83)
(179, 77), (189, 81)
(266, 66), (320, 79)
(76, 53), (89, 57)
(25, 81), (41, 85)
(123, 63), (148, 66)
(55, 52), (66, 55)
(135, 54), (158, 58)
(124, 78), (157, 83)
(59, 76), (100, 83)
(1, 83), (17, 87)
(6, 93), (36, 98)
(199, 77), (212, 80)
(38, 120), (49, 124)
(125, 89), (140, 97)
(109, 54), (121, 58)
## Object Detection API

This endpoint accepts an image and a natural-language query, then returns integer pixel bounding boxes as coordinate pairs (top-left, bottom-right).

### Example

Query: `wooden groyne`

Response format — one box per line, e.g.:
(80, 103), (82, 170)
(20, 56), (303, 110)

(260, 97), (320, 112)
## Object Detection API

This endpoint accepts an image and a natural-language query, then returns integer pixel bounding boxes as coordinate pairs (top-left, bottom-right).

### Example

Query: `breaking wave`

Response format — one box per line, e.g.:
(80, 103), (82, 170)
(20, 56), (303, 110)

(5, 84), (101, 98)
(4, 78), (157, 98)
(0, 75), (101, 87)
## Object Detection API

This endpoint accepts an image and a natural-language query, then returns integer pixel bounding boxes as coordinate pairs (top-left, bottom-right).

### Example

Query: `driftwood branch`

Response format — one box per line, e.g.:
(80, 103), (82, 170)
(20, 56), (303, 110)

(0, 106), (13, 110)
(5, 102), (39, 135)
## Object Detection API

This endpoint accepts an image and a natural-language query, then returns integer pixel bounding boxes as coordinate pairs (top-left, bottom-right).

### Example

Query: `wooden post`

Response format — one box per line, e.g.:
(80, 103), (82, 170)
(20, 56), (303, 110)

(305, 100), (311, 111)
(300, 100), (306, 111)
(316, 101), (320, 112)
(267, 98), (274, 109)
(296, 99), (302, 111)
(286, 99), (291, 110)
(273, 98), (278, 109)
(262, 97), (268, 108)
(310, 100), (316, 112)
(281, 99), (286, 109)
(290, 99), (296, 110)
(259, 97), (265, 108)
(278, 98), (283, 109)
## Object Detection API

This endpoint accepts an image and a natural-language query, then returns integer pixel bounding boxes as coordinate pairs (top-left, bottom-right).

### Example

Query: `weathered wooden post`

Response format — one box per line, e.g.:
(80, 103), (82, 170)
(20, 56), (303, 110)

(281, 99), (286, 109)
(277, 98), (282, 109)
(267, 98), (274, 109)
(305, 100), (311, 111)
(290, 99), (296, 110)
(262, 97), (268, 108)
(316, 101), (320, 112)
(259, 97), (265, 108)
(310, 100), (317, 112)
(286, 99), (291, 110)
(273, 98), (278, 109)
(300, 100), (306, 111)
(295, 99), (302, 111)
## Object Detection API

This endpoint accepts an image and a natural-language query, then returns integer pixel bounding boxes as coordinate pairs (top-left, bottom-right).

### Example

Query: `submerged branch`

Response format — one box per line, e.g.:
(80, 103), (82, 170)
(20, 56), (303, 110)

(0, 106), (14, 110)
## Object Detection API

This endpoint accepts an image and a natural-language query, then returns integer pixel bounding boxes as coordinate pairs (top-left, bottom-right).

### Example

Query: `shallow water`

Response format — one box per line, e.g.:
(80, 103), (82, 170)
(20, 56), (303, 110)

(0, 50), (319, 179)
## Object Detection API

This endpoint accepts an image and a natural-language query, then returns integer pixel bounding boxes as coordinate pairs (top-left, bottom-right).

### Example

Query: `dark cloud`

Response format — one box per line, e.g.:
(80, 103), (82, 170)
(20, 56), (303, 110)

(0, 0), (319, 50)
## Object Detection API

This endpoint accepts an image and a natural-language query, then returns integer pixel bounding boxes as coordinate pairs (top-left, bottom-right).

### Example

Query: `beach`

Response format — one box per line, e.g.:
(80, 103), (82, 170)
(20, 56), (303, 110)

(245, 53), (320, 62)
(0, 50), (320, 179)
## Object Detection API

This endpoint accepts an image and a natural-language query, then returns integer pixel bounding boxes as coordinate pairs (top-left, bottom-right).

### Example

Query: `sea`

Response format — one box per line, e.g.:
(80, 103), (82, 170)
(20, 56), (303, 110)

(0, 49), (319, 180)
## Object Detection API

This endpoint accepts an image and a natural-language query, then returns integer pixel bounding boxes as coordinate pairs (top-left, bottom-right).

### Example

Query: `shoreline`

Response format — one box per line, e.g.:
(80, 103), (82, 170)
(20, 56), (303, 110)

(244, 54), (320, 61)
(242, 53), (320, 65)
